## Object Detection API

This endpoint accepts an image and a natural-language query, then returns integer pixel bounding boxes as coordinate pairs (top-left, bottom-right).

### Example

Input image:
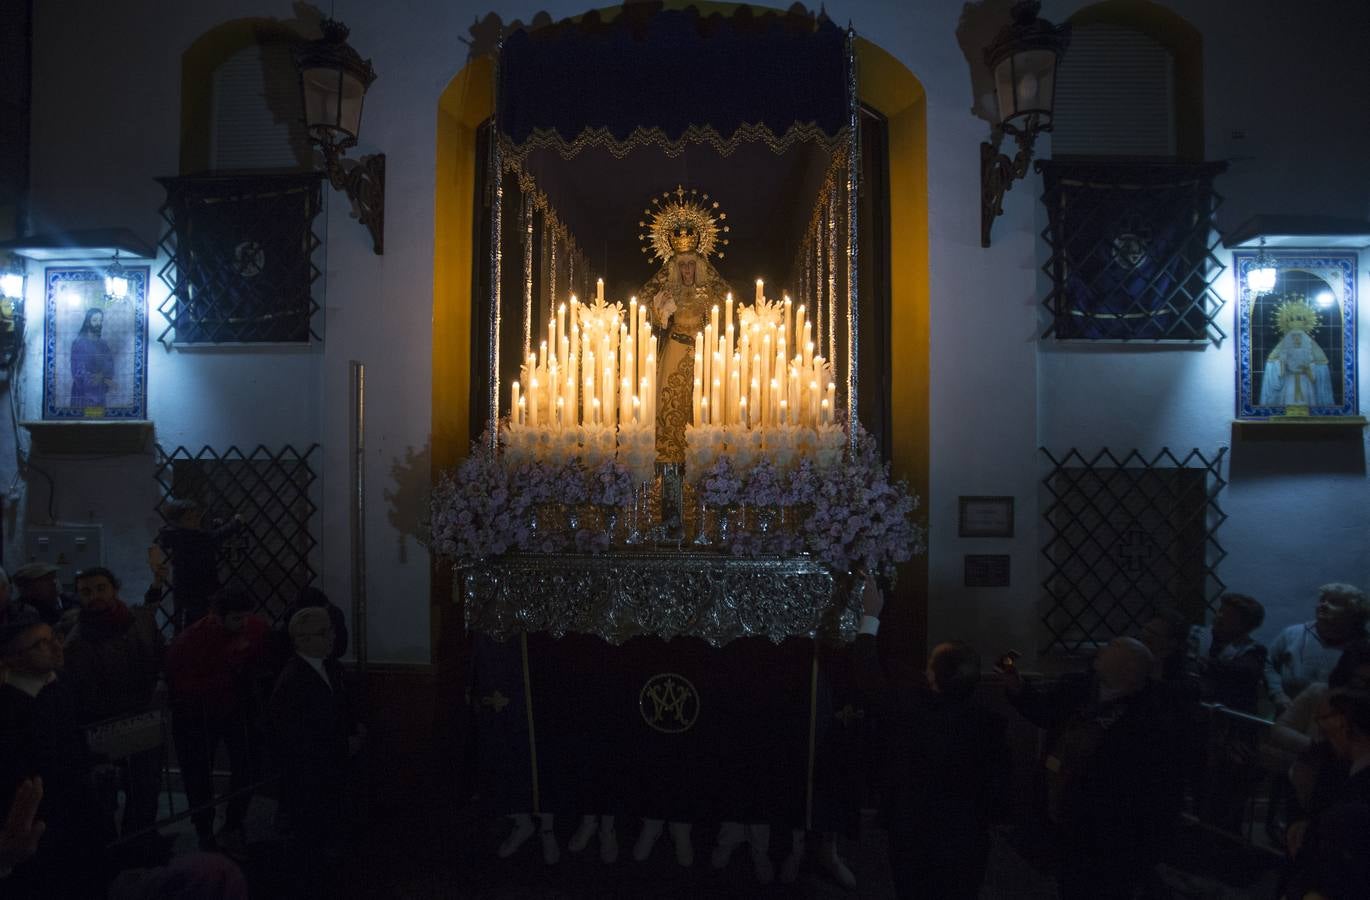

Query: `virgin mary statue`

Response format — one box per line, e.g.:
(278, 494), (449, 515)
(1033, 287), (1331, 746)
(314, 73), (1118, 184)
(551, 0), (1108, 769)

(1259, 299), (1335, 409)
(639, 187), (733, 463)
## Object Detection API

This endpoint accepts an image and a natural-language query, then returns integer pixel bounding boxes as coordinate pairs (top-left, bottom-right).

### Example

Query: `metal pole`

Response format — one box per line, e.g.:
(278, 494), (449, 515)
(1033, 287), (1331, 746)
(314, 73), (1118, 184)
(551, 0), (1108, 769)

(349, 360), (368, 677)
(845, 27), (860, 449)
(523, 194), (533, 363)
(488, 41), (504, 451)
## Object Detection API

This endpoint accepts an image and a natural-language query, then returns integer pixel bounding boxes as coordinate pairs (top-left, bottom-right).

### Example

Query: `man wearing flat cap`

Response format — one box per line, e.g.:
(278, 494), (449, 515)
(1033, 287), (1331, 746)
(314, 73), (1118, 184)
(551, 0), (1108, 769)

(10, 564), (74, 630)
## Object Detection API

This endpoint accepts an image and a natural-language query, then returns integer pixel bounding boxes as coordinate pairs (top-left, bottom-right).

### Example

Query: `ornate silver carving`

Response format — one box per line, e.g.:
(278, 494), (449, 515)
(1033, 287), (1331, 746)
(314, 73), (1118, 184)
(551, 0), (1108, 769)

(459, 552), (860, 647)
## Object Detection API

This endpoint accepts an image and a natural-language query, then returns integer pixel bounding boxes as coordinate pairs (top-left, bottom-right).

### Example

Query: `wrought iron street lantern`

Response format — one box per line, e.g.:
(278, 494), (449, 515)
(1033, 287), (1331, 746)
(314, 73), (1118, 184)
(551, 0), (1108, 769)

(296, 18), (386, 254)
(980, 0), (1070, 248)
(103, 252), (130, 303)
(1246, 238), (1277, 294)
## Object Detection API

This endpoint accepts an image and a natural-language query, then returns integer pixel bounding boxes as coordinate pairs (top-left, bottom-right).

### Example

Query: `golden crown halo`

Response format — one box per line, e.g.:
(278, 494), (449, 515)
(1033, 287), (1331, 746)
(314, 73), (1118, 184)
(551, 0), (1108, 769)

(1273, 296), (1321, 337)
(639, 185), (730, 263)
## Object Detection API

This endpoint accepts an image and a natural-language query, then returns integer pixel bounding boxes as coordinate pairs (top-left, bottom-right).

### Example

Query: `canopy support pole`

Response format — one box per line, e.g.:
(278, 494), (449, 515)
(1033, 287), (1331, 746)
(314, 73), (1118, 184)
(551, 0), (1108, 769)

(845, 27), (860, 450)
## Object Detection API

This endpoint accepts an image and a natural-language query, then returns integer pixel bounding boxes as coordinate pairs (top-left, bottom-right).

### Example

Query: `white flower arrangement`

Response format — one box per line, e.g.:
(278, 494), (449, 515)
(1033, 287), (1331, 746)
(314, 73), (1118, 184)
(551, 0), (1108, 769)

(617, 424), (657, 484)
(812, 424), (845, 469)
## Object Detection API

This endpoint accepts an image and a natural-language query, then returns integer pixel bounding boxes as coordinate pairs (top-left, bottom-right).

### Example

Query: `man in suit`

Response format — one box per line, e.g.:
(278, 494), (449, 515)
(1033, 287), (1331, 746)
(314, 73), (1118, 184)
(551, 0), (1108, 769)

(854, 571), (1009, 899)
(267, 607), (362, 895)
(1284, 688), (1370, 900)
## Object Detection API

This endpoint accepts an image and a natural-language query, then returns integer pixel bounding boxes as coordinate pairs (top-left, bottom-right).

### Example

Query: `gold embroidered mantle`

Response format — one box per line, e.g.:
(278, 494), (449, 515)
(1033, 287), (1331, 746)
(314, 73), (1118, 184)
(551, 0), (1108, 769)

(459, 552), (859, 647)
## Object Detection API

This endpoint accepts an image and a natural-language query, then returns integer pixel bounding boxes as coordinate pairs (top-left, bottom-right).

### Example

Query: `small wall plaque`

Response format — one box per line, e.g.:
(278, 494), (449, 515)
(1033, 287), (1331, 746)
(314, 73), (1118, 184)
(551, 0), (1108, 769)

(964, 554), (1011, 588)
(958, 495), (1015, 538)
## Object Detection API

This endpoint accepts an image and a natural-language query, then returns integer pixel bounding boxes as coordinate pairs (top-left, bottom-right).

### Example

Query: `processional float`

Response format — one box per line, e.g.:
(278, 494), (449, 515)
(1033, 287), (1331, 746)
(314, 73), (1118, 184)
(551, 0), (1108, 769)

(432, 8), (921, 831)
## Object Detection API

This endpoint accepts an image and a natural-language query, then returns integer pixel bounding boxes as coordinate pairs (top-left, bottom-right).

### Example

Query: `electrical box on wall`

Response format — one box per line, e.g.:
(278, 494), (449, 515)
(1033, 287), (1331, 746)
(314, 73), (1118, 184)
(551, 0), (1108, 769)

(22, 526), (104, 588)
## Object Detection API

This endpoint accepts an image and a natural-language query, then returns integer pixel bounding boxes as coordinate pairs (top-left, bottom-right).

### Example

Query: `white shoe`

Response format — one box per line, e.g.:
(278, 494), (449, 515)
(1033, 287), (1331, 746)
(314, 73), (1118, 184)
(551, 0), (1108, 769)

(634, 819), (663, 862)
(569, 815), (596, 853)
(669, 822), (693, 867)
(498, 814), (534, 858)
(711, 822), (744, 869)
(599, 824), (618, 864)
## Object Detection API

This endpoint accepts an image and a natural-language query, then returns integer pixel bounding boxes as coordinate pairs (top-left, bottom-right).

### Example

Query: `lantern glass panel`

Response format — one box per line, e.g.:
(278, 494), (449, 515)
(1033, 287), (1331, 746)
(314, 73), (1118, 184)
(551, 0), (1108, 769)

(994, 48), (1058, 125)
(337, 71), (366, 142)
(302, 67), (340, 134)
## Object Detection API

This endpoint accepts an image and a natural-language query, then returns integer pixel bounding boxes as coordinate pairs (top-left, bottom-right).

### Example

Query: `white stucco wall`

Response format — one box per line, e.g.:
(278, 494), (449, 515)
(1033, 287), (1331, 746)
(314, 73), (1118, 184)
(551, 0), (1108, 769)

(12, 0), (1369, 665)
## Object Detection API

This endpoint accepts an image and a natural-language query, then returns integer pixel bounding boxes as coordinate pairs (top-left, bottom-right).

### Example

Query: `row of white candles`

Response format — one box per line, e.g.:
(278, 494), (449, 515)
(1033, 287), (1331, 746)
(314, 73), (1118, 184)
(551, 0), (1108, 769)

(692, 280), (836, 429)
(511, 279), (658, 430)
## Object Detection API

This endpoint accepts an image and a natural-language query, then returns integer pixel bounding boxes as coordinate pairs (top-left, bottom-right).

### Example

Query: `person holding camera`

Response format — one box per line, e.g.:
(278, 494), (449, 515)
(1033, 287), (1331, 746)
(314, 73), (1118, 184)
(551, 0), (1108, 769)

(1003, 636), (1177, 899)
(854, 570), (1008, 899)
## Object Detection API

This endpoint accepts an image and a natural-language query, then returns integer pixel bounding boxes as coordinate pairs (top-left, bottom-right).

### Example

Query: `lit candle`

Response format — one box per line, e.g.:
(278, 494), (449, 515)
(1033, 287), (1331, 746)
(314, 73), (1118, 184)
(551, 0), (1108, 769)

(795, 305), (806, 357)
(629, 296), (638, 384)
(711, 305), (720, 346)
(557, 396), (565, 429)
(749, 377), (759, 430)
(726, 291), (734, 337)
(632, 394), (641, 425)
(755, 279), (764, 304)
(826, 382), (836, 425)
(640, 375), (650, 426)
(566, 376), (576, 427)
(783, 295), (792, 348)
(789, 368), (800, 426)
(558, 305), (568, 370)
(518, 395), (526, 425)
(512, 381), (521, 423)
(584, 350), (596, 423)
(730, 366), (740, 425)
(701, 395), (710, 427)
(621, 376), (631, 426)
(779, 398), (788, 426)
(820, 398), (829, 426)
(592, 396), (601, 427)
(702, 324), (713, 398)
(693, 376), (703, 426)
(769, 378), (779, 427)
(739, 331), (750, 406)
(740, 395), (749, 429)
(596, 277), (604, 303)
(712, 375), (722, 427)
(604, 360), (615, 429)
(529, 377), (540, 428)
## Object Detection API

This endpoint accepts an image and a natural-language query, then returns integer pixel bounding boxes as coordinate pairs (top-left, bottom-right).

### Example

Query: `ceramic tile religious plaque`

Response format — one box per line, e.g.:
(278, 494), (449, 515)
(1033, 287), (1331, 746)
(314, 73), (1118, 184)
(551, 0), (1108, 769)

(42, 266), (149, 420)
(1233, 251), (1358, 420)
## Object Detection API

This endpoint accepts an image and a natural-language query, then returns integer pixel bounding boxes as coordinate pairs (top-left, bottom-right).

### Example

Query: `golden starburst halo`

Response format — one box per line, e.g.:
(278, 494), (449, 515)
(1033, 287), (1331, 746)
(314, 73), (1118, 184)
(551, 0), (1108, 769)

(1273, 296), (1321, 337)
(638, 185), (730, 264)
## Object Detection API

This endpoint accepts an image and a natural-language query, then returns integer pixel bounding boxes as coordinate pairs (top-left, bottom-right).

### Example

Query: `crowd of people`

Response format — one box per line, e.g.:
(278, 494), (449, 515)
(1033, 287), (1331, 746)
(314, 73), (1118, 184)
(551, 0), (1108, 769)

(0, 501), (363, 899)
(857, 577), (1370, 900)
(4, 503), (1369, 900)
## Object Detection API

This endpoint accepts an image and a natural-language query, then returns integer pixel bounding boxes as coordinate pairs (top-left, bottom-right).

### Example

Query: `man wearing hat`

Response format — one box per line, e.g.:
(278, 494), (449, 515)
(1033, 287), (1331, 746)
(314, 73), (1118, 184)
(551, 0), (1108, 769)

(10, 563), (74, 630)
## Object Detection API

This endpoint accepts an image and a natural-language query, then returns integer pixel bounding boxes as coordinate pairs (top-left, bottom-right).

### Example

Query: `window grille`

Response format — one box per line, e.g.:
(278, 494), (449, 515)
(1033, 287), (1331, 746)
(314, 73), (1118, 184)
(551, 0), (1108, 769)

(1040, 447), (1228, 654)
(156, 172), (323, 344)
(1038, 159), (1227, 343)
(152, 444), (320, 635)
